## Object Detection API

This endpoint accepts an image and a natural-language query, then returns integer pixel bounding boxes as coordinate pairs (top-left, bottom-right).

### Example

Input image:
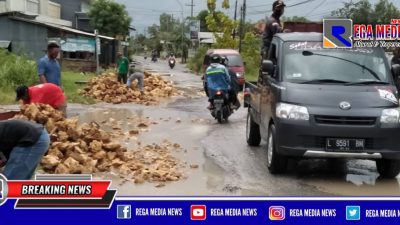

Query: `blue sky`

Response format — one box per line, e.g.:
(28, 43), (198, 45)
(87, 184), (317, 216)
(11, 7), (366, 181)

(116, 0), (400, 34)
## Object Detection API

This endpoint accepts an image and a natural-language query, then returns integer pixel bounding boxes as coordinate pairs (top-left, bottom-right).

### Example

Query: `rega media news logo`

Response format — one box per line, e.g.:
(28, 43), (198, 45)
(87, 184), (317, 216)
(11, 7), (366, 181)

(323, 19), (353, 48)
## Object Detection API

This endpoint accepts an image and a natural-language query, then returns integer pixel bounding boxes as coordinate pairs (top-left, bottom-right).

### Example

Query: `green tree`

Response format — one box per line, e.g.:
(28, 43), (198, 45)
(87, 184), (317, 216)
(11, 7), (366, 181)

(197, 10), (210, 32)
(206, 0), (239, 48)
(89, 0), (132, 37)
(160, 13), (177, 32)
(331, 0), (400, 25)
(373, 0), (400, 24)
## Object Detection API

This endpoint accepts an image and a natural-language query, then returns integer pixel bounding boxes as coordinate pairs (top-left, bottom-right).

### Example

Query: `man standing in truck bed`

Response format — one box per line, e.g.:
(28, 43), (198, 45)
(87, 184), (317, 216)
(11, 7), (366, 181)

(261, 0), (286, 59)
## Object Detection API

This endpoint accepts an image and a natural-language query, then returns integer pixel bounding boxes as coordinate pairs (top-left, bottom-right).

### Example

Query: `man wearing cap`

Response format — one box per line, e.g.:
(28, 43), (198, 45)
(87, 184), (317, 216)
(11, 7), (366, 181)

(16, 83), (67, 115)
(261, 0), (286, 59)
(117, 52), (130, 84)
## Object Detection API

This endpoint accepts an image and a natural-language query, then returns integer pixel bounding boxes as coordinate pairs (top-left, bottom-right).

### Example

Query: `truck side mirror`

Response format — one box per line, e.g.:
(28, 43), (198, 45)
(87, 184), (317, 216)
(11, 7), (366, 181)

(392, 64), (400, 79)
(262, 60), (274, 76)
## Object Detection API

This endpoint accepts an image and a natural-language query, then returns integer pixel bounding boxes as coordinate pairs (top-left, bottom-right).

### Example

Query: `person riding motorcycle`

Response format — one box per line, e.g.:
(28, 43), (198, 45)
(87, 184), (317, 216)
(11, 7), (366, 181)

(168, 53), (176, 61)
(151, 50), (157, 62)
(204, 54), (231, 109)
(222, 56), (241, 109)
(261, 0), (286, 60)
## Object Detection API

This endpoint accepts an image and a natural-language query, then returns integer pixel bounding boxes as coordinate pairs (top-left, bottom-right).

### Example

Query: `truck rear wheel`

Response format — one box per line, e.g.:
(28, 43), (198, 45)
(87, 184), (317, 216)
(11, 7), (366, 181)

(246, 110), (261, 146)
(376, 159), (400, 178)
(266, 124), (288, 174)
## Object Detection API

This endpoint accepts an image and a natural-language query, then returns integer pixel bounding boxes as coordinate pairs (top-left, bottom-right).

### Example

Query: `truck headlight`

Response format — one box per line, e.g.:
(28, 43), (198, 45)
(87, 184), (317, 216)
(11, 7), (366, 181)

(276, 103), (309, 121)
(380, 108), (400, 123)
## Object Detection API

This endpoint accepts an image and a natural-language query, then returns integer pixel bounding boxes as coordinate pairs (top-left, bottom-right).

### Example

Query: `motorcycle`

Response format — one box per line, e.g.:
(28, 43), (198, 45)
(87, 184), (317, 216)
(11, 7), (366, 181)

(169, 58), (176, 69)
(210, 90), (233, 124)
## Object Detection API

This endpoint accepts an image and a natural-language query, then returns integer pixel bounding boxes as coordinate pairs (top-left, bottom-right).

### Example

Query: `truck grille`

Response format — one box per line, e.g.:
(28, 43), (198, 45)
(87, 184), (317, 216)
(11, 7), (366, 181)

(314, 115), (376, 125)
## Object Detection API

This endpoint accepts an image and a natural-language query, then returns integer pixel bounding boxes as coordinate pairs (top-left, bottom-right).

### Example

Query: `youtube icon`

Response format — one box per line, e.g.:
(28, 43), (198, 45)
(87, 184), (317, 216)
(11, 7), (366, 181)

(191, 205), (206, 220)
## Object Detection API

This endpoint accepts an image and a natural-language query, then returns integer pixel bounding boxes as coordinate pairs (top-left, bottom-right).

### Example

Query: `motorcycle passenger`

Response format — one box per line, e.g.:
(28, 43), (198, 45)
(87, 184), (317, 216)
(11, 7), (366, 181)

(204, 54), (231, 109)
(222, 56), (241, 110)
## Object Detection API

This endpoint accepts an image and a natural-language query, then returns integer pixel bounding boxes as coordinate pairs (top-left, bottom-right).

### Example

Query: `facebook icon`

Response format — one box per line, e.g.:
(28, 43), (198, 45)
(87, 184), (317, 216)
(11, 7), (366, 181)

(117, 205), (132, 219)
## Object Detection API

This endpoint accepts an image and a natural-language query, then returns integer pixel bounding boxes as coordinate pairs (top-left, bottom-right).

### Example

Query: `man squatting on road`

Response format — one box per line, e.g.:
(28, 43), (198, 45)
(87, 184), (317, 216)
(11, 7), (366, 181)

(126, 65), (145, 94)
(0, 120), (50, 180)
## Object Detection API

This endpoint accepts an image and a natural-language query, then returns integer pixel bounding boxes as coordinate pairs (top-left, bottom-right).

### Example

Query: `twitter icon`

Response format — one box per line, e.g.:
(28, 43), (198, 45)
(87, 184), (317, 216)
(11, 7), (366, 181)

(346, 206), (361, 220)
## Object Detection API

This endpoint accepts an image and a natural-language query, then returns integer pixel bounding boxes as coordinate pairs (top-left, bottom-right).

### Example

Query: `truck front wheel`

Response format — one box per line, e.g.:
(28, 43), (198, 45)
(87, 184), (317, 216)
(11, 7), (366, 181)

(266, 124), (288, 174)
(376, 159), (400, 178)
(246, 110), (261, 146)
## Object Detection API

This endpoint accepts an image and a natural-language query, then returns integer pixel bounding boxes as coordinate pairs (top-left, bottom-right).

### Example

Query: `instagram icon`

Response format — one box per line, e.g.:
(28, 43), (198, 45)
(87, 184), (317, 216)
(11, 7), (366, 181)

(269, 206), (286, 221)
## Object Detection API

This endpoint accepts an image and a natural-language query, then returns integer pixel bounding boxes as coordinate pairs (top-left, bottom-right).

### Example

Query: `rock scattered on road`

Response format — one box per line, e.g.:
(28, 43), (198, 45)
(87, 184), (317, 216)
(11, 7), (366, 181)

(80, 72), (180, 105)
(13, 103), (185, 185)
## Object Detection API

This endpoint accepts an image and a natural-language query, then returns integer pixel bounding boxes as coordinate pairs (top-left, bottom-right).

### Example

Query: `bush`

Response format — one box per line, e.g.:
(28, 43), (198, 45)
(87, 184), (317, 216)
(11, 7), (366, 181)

(187, 46), (208, 74)
(241, 33), (261, 82)
(0, 49), (37, 88)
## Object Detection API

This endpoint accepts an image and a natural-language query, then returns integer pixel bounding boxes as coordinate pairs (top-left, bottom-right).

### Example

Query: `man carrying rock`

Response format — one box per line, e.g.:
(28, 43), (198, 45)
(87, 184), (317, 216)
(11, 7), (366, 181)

(15, 83), (67, 115)
(0, 120), (50, 180)
(126, 65), (145, 94)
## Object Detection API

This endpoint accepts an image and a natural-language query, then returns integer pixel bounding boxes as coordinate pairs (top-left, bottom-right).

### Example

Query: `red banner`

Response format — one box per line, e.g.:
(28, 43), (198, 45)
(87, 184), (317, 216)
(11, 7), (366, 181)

(7, 181), (110, 199)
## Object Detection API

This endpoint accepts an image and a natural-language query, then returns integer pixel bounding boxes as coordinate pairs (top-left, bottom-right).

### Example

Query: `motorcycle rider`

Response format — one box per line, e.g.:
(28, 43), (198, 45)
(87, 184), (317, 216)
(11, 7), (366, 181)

(168, 53), (176, 61)
(168, 53), (176, 67)
(151, 50), (157, 62)
(261, 0), (286, 60)
(222, 56), (241, 110)
(204, 54), (231, 109)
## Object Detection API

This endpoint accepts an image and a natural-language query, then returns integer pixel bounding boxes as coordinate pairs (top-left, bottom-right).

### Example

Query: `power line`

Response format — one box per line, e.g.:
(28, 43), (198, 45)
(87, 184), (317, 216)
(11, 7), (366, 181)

(185, 0), (195, 18)
(247, 0), (318, 15)
(247, 0), (296, 9)
(304, 0), (328, 17)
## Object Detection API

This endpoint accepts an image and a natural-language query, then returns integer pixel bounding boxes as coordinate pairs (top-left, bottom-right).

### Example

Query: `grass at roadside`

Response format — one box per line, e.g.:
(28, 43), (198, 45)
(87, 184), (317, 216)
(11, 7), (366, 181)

(62, 71), (96, 104)
(0, 71), (97, 105)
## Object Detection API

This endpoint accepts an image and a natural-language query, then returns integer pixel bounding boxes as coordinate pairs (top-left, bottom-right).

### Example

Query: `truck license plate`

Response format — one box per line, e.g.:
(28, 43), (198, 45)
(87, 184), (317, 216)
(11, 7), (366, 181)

(326, 138), (364, 151)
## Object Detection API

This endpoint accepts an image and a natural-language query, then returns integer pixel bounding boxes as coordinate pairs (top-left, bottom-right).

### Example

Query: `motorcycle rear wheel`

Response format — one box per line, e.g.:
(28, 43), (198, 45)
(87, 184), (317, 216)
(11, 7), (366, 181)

(217, 111), (223, 124)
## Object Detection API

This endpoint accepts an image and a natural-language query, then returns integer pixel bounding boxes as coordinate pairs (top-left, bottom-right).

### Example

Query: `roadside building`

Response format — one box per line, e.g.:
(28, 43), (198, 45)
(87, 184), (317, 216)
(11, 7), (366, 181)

(0, 0), (116, 72)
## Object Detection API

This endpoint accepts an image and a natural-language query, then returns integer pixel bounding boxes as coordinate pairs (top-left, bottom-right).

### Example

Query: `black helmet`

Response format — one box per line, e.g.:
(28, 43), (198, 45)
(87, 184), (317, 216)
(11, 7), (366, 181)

(210, 54), (222, 64)
(221, 56), (229, 66)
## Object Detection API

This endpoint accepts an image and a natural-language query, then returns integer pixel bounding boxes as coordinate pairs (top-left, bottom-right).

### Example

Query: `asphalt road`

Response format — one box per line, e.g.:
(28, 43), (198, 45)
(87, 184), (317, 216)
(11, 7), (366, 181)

(2, 56), (399, 196)
(117, 56), (400, 196)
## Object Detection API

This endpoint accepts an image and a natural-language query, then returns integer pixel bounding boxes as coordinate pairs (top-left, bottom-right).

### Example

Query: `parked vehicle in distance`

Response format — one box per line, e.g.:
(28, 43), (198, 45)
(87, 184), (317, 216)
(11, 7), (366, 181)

(203, 49), (246, 90)
(244, 32), (400, 178)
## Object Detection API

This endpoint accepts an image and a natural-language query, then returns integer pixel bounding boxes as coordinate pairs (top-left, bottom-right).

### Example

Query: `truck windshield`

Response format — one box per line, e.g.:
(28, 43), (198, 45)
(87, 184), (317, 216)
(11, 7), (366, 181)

(282, 42), (392, 84)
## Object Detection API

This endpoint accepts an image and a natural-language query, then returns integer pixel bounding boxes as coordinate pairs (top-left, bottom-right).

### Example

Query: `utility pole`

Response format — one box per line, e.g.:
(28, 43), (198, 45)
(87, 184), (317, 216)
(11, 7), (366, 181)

(186, 0), (195, 19)
(176, 0), (184, 62)
(239, 0), (246, 53)
(233, 0), (238, 39)
(95, 29), (100, 75)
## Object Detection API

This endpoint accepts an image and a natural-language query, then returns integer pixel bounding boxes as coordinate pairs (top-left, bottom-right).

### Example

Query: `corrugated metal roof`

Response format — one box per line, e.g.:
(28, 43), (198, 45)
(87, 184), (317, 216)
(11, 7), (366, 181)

(0, 40), (11, 48)
(8, 15), (114, 40)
